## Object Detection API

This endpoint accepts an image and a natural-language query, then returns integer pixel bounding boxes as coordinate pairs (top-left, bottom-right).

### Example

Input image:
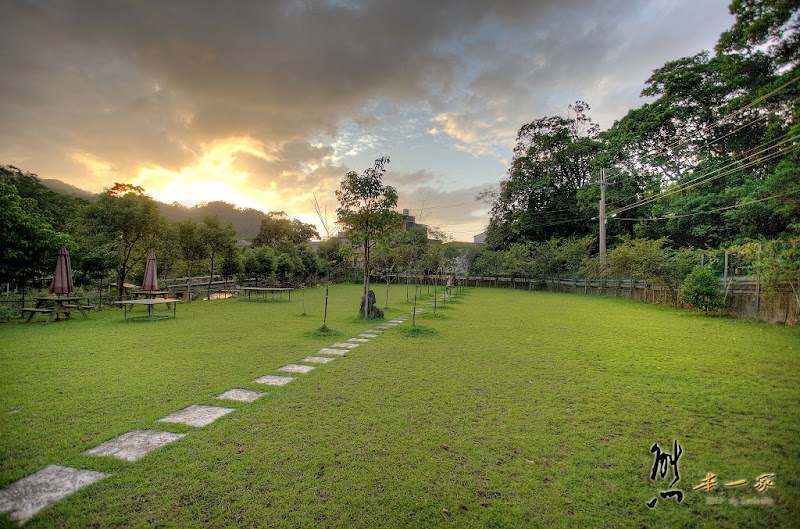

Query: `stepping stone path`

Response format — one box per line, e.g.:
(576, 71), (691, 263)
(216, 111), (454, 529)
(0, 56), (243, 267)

(301, 356), (335, 364)
(277, 364), (316, 374)
(216, 388), (265, 402)
(253, 374), (294, 385)
(332, 342), (359, 349)
(0, 305), (446, 523)
(85, 430), (185, 462)
(0, 465), (108, 523)
(158, 404), (235, 427)
(317, 347), (348, 356)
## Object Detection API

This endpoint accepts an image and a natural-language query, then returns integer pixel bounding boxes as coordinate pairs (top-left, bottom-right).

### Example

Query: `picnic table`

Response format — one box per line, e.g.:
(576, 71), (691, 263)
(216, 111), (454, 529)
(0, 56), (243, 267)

(239, 287), (293, 301)
(22, 296), (92, 323)
(112, 298), (181, 320)
(131, 290), (171, 299)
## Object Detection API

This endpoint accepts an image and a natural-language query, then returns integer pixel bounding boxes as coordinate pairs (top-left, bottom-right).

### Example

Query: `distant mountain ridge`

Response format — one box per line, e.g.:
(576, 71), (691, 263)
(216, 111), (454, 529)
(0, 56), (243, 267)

(40, 179), (97, 200)
(40, 178), (268, 240)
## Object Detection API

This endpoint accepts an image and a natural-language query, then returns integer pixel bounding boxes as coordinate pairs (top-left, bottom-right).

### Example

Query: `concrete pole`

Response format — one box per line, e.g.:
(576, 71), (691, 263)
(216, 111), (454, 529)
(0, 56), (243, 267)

(599, 168), (607, 262)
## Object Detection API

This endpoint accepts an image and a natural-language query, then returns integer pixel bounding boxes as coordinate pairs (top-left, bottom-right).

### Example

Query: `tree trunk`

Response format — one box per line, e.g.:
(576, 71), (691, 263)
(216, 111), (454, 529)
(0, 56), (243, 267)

(363, 240), (371, 317)
(208, 255), (215, 293)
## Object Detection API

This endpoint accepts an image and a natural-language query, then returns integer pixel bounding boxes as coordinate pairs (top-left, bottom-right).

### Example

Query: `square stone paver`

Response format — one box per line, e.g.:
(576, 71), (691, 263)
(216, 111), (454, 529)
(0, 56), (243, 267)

(317, 347), (347, 356)
(384, 323), (399, 327)
(216, 388), (265, 402)
(301, 356), (335, 364)
(253, 374), (294, 386)
(277, 364), (316, 374)
(347, 338), (369, 343)
(367, 328), (384, 333)
(389, 319), (403, 323)
(358, 333), (378, 338)
(0, 465), (108, 523)
(158, 404), (235, 427)
(332, 342), (359, 349)
(84, 430), (186, 462)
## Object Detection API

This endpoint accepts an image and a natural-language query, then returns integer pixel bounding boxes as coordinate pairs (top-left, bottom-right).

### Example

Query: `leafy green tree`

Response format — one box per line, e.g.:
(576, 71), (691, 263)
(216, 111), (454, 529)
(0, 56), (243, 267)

(335, 157), (401, 318)
(316, 237), (344, 279)
(717, 0), (800, 68)
(220, 248), (243, 281)
(504, 243), (535, 283)
(680, 266), (724, 311)
(242, 246), (276, 284)
(252, 211), (319, 247)
(175, 219), (209, 299)
(397, 226), (429, 300)
(485, 102), (602, 248)
(83, 183), (164, 298)
(757, 237), (800, 314)
(200, 215), (237, 289)
(0, 182), (71, 290)
(371, 239), (402, 308)
(1, 165), (88, 234)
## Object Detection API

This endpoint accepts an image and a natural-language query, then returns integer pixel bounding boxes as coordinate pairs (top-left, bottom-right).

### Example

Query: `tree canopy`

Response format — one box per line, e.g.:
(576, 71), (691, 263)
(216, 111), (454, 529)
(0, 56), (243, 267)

(336, 156), (401, 317)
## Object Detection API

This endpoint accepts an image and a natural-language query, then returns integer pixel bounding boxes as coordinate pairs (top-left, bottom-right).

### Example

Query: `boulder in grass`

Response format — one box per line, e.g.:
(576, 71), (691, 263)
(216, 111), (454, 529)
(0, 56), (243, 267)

(360, 289), (384, 319)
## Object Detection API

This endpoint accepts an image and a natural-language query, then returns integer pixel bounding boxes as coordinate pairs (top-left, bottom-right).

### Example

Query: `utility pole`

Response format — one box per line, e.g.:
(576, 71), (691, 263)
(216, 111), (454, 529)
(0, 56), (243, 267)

(599, 168), (607, 262)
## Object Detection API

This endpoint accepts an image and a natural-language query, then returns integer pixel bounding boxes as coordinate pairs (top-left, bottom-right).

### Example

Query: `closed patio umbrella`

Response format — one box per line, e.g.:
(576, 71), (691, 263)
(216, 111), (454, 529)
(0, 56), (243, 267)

(142, 252), (159, 291)
(48, 247), (73, 295)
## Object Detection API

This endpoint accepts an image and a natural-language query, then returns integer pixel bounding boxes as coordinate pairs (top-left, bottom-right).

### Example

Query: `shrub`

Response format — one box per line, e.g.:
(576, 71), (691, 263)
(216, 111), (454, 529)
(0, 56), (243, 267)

(680, 267), (723, 311)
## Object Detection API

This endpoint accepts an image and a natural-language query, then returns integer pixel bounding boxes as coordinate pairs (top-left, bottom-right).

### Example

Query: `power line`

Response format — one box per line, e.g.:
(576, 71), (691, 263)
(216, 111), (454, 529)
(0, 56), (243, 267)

(614, 187), (800, 221)
(609, 133), (800, 216)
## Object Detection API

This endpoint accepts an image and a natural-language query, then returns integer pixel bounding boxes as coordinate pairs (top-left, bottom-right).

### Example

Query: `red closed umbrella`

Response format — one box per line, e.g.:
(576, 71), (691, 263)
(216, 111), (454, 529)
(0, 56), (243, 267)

(142, 252), (159, 291)
(48, 247), (73, 295)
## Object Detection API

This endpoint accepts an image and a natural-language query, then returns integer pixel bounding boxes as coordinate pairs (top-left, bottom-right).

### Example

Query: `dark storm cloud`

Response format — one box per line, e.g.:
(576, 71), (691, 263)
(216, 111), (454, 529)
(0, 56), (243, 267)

(0, 0), (732, 215)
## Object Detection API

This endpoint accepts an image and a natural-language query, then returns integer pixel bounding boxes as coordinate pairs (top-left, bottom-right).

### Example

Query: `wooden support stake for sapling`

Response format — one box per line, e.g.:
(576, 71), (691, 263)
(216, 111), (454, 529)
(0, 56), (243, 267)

(412, 275), (418, 326)
(321, 283), (329, 331)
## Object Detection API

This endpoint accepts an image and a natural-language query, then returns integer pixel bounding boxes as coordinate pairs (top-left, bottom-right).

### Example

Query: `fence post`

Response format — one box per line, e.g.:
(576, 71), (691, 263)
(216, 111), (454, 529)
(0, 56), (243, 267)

(755, 244), (762, 313)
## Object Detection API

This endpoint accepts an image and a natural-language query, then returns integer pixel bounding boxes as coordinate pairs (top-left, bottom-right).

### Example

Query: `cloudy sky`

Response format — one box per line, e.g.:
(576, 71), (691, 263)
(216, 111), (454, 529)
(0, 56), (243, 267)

(1, 0), (734, 241)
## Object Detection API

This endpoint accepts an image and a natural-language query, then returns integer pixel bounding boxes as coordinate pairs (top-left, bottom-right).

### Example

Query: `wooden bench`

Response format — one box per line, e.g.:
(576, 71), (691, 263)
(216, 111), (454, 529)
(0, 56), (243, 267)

(81, 305), (95, 311)
(20, 307), (54, 323)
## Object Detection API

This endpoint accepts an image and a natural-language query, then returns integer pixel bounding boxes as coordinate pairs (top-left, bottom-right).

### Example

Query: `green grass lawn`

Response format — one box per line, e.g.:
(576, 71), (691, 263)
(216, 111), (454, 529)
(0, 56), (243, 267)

(1, 285), (798, 528)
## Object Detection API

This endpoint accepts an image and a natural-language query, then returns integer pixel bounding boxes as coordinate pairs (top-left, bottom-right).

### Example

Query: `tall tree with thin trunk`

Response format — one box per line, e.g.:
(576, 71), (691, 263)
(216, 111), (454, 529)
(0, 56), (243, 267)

(200, 215), (237, 291)
(83, 183), (164, 299)
(335, 157), (401, 318)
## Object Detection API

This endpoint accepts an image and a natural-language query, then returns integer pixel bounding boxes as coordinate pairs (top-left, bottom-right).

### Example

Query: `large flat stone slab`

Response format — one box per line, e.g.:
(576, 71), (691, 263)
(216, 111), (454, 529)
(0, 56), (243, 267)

(317, 347), (348, 356)
(384, 323), (399, 327)
(277, 364), (316, 374)
(158, 404), (235, 427)
(85, 430), (186, 462)
(347, 338), (369, 343)
(216, 388), (265, 402)
(0, 465), (108, 523)
(388, 319), (404, 323)
(332, 342), (359, 349)
(367, 328), (384, 333)
(253, 374), (294, 385)
(358, 333), (378, 338)
(301, 356), (335, 364)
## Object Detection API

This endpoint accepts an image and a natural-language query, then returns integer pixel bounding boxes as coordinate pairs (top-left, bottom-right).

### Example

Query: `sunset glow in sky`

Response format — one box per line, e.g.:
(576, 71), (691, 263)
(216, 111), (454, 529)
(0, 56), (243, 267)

(1, 1), (734, 240)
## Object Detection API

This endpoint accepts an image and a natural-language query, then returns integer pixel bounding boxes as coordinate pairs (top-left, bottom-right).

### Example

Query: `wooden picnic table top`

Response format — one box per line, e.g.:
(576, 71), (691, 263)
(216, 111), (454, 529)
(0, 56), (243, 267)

(113, 298), (181, 306)
(35, 295), (82, 302)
